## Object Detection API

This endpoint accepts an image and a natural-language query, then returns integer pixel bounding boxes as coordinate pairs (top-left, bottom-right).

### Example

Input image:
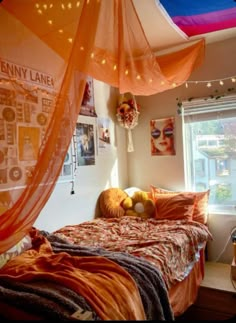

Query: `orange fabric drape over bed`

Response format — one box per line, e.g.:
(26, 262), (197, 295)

(0, 0), (205, 253)
(0, 228), (146, 320)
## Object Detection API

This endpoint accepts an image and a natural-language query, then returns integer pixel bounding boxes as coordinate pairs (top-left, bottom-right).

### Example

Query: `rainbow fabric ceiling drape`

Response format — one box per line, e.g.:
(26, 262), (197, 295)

(159, 0), (236, 36)
(0, 0), (205, 253)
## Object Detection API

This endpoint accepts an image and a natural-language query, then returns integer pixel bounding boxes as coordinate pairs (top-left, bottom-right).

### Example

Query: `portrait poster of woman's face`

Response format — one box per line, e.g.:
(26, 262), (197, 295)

(150, 117), (176, 156)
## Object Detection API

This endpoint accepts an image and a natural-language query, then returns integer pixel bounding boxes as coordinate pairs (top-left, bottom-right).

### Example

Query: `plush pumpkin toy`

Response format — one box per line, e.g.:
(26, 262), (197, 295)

(122, 191), (155, 219)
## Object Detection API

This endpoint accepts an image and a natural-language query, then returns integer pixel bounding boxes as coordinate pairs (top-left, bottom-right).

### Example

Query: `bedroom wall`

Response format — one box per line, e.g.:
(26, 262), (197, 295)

(35, 80), (128, 232)
(1, 7), (236, 263)
(128, 36), (236, 264)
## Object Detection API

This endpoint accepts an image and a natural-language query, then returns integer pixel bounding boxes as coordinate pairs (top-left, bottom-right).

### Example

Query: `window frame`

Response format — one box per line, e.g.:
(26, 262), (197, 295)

(181, 94), (236, 215)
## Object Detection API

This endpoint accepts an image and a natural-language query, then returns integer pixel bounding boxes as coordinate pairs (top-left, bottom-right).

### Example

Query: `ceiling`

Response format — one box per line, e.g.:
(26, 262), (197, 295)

(133, 0), (236, 54)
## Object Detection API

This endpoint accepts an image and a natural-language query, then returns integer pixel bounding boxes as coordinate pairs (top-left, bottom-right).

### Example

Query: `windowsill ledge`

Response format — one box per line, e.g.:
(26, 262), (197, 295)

(208, 207), (236, 216)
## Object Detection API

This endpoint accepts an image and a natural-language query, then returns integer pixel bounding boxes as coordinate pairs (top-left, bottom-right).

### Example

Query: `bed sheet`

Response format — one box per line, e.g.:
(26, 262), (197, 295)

(53, 216), (212, 289)
(168, 248), (205, 316)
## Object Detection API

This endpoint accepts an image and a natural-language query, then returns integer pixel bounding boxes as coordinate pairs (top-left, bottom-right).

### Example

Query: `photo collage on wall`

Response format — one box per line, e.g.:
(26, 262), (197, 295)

(0, 57), (75, 194)
(0, 58), (57, 192)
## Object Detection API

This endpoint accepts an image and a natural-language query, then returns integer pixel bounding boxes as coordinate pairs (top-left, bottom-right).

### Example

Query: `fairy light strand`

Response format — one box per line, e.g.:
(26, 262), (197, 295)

(185, 75), (236, 88)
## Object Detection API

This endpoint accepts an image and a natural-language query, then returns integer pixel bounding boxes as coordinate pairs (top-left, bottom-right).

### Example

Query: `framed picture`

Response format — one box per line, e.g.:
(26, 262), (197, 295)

(97, 117), (112, 154)
(79, 76), (97, 117)
(150, 117), (176, 156)
(76, 115), (96, 166)
(57, 141), (75, 183)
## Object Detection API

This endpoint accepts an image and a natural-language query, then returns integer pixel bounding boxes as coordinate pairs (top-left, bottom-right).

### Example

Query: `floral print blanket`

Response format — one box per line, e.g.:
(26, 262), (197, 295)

(54, 216), (212, 289)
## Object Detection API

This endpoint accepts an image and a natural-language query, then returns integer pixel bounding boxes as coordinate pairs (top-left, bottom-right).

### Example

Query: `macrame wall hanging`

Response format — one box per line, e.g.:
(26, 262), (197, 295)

(116, 93), (140, 152)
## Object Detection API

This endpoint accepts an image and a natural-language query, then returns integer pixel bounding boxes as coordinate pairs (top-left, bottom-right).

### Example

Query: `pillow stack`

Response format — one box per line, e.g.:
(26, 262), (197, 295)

(150, 185), (210, 224)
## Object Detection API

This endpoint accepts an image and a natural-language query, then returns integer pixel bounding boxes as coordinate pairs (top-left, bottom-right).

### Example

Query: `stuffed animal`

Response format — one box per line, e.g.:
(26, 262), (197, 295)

(122, 191), (155, 219)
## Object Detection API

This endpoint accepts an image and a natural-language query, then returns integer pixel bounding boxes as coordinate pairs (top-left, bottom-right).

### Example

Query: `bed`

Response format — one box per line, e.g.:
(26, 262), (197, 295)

(0, 186), (212, 320)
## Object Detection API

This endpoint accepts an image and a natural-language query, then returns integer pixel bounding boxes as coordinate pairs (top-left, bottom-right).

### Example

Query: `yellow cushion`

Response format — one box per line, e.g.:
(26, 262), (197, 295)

(122, 191), (155, 219)
(99, 188), (128, 218)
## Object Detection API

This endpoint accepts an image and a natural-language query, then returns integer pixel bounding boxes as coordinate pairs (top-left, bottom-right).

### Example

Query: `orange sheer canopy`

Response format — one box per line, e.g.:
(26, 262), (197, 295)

(0, 0), (205, 253)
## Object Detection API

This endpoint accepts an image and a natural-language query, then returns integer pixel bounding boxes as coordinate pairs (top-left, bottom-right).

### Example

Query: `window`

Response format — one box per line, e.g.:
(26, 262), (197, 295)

(182, 95), (236, 213)
(216, 159), (230, 176)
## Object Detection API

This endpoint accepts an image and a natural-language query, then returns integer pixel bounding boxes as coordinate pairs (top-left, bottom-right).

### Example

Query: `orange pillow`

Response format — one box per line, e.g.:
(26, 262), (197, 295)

(154, 193), (196, 221)
(99, 188), (128, 218)
(150, 185), (210, 224)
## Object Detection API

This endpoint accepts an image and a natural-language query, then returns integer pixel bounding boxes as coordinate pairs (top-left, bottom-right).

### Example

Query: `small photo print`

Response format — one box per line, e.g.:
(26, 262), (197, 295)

(80, 77), (97, 117)
(97, 117), (111, 148)
(18, 126), (40, 161)
(76, 122), (95, 166)
(150, 117), (176, 156)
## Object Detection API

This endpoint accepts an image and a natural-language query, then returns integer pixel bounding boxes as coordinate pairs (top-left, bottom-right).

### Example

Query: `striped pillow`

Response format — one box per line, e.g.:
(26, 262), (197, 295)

(0, 234), (32, 269)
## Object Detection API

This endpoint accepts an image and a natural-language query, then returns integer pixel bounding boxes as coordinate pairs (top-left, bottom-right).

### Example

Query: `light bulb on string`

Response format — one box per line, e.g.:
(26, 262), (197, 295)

(185, 75), (236, 88)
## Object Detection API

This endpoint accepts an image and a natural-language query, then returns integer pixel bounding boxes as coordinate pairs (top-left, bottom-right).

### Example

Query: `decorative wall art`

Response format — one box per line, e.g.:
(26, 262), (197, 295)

(0, 57), (56, 192)
(79, 76), (97, 117)
(76, 116), (96, 166)
(116, 93), (140, 152)
(57, 139), (77, 184)
(97, 117), (112, 154)
(0, 57), (75, 188)
(150, 117), (176, 156)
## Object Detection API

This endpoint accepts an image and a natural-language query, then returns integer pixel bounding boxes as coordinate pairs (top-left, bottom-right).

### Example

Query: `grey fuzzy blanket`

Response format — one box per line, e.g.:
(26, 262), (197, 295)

(0, 231), (174, 321)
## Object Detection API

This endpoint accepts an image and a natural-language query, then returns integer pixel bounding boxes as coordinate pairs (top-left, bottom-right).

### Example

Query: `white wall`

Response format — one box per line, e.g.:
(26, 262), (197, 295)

(35, 80), (128, 232)
(207, 213), (236, 263)
(129, 37), (236, 264)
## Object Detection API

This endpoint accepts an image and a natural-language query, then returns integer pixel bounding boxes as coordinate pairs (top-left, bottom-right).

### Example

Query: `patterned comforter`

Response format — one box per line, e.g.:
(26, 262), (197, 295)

(54, 216), (212, 289)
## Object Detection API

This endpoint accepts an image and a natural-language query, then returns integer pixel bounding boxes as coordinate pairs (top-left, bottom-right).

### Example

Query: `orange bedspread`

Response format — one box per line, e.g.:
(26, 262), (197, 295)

(0, 228), (145, 321)
(54, 216), (212, 289)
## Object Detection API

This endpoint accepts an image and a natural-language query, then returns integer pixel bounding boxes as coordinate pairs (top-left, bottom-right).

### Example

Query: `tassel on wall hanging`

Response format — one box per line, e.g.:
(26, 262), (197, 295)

(116, 93), (140, 152)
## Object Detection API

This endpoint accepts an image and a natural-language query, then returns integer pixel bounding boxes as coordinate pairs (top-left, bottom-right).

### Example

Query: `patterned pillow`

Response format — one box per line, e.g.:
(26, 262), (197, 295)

(99, 187), (128, 218)
(0, 234), (32, 269)
(153, 192), (196, 221)
(150, 185), (210, 224)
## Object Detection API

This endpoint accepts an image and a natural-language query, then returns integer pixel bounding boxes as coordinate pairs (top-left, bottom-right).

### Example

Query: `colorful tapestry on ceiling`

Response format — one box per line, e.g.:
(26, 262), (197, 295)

(158, 0), (236, 36)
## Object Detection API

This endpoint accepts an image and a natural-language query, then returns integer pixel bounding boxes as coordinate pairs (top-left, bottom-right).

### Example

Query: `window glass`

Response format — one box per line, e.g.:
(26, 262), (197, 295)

(182, 97), (236, 213)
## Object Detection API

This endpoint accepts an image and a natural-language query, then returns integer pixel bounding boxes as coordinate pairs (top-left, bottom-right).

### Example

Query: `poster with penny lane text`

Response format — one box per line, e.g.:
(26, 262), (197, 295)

(0, 58), (74, 192)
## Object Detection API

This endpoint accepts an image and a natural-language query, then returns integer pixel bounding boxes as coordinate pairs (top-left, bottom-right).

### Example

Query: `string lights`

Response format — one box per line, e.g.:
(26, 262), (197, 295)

(184, 75), (236, 88)
(176, 74), (236, 114)
(34, 1), (81, 45)
(0, 77), (56, 98)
